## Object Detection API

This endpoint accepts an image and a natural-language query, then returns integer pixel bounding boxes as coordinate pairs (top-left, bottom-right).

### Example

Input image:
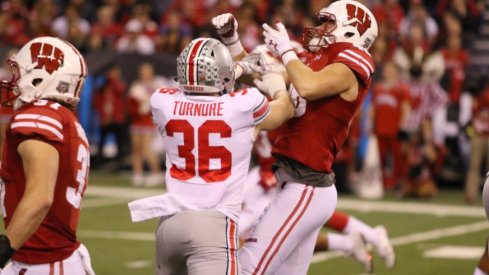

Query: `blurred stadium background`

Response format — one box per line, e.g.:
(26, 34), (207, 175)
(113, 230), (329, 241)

(1, 0), (489, 274)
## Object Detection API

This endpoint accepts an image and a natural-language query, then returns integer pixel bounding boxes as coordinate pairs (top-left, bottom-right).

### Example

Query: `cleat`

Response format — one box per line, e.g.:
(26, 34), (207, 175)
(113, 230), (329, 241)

(373, 225), (395, 268)
(348, 231), (373, 273)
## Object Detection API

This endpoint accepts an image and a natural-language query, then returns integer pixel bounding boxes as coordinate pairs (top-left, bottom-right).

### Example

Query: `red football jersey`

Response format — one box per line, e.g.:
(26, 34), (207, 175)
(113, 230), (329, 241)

(372, 82), (410, 137)
(272, 43), (375, 173)
(0, 100), (89, 264)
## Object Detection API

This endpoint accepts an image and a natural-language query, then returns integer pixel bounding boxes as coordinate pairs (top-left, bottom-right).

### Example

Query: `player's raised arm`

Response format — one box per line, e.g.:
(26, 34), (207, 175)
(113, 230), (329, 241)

(212, 13), (247, 60)
(262, 22), (358, 101)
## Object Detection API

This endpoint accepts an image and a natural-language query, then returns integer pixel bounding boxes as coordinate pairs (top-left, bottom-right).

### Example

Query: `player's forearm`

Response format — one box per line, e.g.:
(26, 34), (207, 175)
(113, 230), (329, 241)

(262, 91), (294, 130)
(5, 192), (52, 249)
(285, 60), (326, 101)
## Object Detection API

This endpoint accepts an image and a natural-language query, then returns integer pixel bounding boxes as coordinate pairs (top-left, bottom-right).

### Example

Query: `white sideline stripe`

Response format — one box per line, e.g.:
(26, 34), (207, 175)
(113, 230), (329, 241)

(423, 246), (484, 260)
(126, 260), (151, 269)
(337, 198), (485, 218)
(390, 221), (489, 246)
(87, 186), (485, 218)
(82, 198), (128, 208)
(79, 230), (155, 241)
(311, 220), (489, 263)
(86, 186), (163, 199)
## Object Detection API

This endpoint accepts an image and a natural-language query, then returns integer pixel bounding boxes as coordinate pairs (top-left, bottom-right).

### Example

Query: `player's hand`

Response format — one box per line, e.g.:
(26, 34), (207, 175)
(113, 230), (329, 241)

(254, 72), (286, 98)
(262, 21), (293, 58)
(235, 52), (273, 79)
(212, 13), (239, 44)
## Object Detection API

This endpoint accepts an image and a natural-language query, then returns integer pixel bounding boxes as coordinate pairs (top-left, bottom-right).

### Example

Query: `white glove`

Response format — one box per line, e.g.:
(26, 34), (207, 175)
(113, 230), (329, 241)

(212, 13), (239, 45)
(262, 22), (293, 57)
(253, 72), (286, 98)
(235, 52), (273, 79)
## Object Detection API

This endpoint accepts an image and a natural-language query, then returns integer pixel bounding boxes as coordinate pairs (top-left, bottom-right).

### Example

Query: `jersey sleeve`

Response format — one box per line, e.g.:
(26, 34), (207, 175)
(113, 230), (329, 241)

(333, 47), (375, 86)
(151, 88), (176, 137)
(10, 106), (64, 145)
(248, 88), (271, 125)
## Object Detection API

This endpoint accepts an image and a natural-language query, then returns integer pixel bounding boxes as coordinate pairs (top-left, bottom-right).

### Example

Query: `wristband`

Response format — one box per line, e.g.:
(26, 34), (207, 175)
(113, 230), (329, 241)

(221, 32), (244, 57)
(0, 235), (15, 268)
(226, 40), (244, 58)
(281, 50), (299, 66)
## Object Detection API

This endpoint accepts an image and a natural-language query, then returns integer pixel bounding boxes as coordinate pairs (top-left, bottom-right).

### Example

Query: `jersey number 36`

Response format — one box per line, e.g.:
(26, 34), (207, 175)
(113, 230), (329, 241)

(166, 119), (231, 183)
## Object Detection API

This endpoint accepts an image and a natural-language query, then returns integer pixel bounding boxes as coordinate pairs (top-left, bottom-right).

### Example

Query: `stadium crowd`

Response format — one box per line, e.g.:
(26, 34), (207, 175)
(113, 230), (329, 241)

(0, 0), (486, 202)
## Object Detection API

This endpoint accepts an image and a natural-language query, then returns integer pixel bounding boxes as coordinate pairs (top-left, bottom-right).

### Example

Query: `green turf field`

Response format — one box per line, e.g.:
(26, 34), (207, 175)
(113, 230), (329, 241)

(75, 172), (488, 275)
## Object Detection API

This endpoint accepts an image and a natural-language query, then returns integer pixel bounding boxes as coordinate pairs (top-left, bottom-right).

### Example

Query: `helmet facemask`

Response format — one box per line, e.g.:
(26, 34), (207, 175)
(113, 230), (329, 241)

(0, 59), (21, 107)
(303, 12), (337, 52)
(302, 1), (378, 51)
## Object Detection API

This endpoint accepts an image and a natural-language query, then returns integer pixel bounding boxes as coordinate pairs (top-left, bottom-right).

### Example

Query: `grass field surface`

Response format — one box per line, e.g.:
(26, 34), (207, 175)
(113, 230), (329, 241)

(26, 172), (489, 274)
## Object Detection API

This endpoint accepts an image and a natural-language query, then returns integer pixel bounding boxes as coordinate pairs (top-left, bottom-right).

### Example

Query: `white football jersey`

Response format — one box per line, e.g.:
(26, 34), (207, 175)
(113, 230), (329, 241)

(151, 87), (270, 222)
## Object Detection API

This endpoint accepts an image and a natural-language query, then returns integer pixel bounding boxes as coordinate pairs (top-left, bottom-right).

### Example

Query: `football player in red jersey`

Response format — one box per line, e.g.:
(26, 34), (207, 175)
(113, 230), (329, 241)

(213, 0), (379, 273)
(0, 37), (94, 274)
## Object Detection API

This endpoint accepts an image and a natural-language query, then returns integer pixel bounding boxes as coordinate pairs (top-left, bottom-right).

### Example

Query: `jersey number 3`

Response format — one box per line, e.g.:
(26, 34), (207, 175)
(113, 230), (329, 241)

(166, 119), (231, 183)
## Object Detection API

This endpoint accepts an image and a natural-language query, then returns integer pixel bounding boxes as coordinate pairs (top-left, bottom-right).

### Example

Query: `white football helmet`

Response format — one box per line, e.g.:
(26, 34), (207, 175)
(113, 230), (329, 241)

(0, 36), (87, 108)
(177, 38), (236, 95)
(303, 0), (378, 51)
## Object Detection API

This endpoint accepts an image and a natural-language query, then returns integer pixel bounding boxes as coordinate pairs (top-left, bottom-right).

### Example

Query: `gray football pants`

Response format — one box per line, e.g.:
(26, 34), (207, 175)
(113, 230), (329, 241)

(155, 210), (239, 275)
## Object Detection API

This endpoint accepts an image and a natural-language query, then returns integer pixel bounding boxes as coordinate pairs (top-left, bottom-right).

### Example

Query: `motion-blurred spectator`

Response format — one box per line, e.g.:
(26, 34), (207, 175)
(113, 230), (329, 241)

(157, 10), (193, 54)
(399, 0), (439, 47)
(51, 4), (91, 51)
(130, 4), (159, 39)
(440, 34), (469, 104)
(235, 2), (261, 51)
(465, 85), (489, 204)
(27, 0), (57, 38)
(0, 0), (30, 47)
(88, 5), (124, 51)
(436, 0), (481, 32)
(370, 61), (411, 191)
(116, 19), (155, 54)
(394, 23), (445, 82)
(93, 66), (128, 169)
(0, 48), (17, 160)
(372, 0), (405, 50)
(127, 63), (166, 187)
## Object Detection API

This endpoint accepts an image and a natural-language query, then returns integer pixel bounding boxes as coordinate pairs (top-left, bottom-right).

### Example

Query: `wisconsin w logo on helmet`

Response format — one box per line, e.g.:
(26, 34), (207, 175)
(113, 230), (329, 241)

(30, 42), (64, 75)
(346, 3), (372, 36)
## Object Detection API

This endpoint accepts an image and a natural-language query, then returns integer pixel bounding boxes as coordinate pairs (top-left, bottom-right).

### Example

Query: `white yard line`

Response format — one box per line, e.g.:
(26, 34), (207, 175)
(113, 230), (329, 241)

(79, 229), (155, 241)
(311, 220), (489, 263)
(86, 186), (163, 199)
(82, 198), (128, 208)
(87, 185), (485, 218)
(337, 199), (485, 218)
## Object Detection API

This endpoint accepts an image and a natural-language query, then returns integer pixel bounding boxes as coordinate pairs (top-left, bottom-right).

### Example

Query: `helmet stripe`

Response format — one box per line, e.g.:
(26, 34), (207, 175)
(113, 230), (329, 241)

(186, 39), (206, 85)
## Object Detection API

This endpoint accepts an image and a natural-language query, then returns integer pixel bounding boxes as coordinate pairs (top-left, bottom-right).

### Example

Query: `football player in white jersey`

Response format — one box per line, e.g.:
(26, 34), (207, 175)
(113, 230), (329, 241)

(128, 37), (293, 275)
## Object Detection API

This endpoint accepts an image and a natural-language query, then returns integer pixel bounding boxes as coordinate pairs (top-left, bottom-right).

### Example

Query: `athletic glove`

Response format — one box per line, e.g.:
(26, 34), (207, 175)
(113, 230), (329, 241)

(262, 22), (297, 65)
(0, 235), (15, 268)
(212, 13), (244, 57)
(235, 51), (275, 79)
(253, 72), (286, 99)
